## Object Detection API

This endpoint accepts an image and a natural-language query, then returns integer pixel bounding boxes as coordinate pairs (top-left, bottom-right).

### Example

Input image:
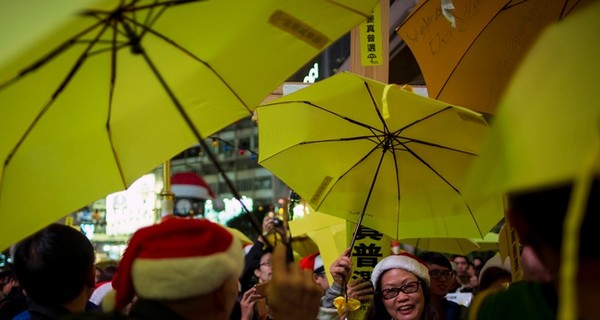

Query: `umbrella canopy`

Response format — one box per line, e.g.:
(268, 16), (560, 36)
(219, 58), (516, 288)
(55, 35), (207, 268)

(465, 2), (600, 198)
(225, 227), (253, 246)
(465, 2), (600, 318)
(471, 232), (499, 252)
(257, 72), (504, 243)
(396, 0), (594, 115)
(400, 237), (480, 256)
(0, 0), (378, 251)
(288, 212), (347, 285)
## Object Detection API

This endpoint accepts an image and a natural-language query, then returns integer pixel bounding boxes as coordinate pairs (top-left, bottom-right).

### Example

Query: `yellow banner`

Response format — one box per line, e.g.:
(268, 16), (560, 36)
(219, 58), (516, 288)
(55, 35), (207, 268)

(347, 223), (390, 317)
(359, 3), (383, 66)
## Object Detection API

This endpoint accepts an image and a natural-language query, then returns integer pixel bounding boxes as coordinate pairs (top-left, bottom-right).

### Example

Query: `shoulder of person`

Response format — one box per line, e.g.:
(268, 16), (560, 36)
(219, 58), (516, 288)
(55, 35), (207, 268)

(468, 281), (556, 320)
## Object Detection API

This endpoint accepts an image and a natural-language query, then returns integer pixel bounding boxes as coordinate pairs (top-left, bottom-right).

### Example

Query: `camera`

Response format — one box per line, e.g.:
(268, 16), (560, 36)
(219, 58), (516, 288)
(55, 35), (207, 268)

(272, 217), (283, 227)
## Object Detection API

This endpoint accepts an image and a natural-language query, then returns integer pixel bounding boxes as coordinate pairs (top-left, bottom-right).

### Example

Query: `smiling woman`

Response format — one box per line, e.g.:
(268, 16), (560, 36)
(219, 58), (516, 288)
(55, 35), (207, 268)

(365, 253), (442, 320)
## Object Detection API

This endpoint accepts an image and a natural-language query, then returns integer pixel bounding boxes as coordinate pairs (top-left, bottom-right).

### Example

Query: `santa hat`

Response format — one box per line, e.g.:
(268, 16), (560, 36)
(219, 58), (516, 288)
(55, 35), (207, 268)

(171, 172), (215, 200)
(371, 252), (430, 290)
(110, 218), (243, 311)
(299, 252), (324, 274)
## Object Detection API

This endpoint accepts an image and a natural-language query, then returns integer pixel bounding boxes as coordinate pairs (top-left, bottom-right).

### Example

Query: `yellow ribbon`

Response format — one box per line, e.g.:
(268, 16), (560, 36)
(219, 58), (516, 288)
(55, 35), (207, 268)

(333, 296), (361, 316)
(382, 83), (413, 120)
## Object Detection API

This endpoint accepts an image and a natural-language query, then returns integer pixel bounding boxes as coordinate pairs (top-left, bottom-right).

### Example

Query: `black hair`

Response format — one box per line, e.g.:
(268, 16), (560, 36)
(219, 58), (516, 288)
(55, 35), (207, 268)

(478, 266), (512, 293)
(13, 223), (96, 306)
(418, 252), (452, 270)
(238, 242), (274, 295)
(508, 178), (599, 258)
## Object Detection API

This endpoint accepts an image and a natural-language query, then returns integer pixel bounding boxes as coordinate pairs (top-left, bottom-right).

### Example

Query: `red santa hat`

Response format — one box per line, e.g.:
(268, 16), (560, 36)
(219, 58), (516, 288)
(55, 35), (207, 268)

(171, 172), (215, 200)
(110, 218), (243, 310)
(299, 252), (324, 273)
(371, 252), (430, 290)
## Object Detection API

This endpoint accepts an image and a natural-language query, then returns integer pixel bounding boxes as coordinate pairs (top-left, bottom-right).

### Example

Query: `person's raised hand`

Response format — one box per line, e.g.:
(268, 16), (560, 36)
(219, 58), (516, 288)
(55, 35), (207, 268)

(330, 248), (353, 286)
(239, 286), (260, 320)
(267, 244), (322, 320)
(346, 278), (374, 303)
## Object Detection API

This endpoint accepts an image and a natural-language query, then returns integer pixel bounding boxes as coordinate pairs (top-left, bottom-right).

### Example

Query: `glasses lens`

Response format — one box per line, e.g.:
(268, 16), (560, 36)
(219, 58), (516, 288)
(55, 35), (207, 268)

(381, 281), (420, 299)
(402, 282), (419, 293)
(430, 269), (455, 280)
(430, 270), (442, 279)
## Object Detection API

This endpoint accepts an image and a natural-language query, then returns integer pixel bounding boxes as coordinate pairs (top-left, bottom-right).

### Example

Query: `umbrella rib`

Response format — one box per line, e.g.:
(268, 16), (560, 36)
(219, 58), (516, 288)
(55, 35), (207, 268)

(398, 106), (453, 132)
(312, 138), (383, 214)
(399, 141), (485, 237)
(259, 135), (384, 164)
(394, 136), (478, 156)
(134, 41), (268, 249)
(264, 101), (386, 134)
(363, 80), (393, 136)
(3, 21), (112, 170)
(399, 142), (461, 194)
(348, 147), (387, 253)
(0, 20), (106, 90)
(390, 135), (402, 240)
(122, 14), (253, 115)
(107, 14), (127, 188)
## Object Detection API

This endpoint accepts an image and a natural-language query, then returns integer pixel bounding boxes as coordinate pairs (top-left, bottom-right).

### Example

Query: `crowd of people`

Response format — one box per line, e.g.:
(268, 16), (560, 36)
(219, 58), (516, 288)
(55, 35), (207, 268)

(0, 200), (594, 320)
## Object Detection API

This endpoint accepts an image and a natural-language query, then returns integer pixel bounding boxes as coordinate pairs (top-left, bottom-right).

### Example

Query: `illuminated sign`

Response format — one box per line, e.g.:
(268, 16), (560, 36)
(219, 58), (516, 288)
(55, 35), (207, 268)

(303, 63), (319, 83)
(105, 174), (157, 235)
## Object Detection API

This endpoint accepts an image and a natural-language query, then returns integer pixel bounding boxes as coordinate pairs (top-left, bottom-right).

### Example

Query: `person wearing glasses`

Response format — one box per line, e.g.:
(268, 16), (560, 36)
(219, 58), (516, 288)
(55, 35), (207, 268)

(365, 252), (440, 320)
(418, 252), (467, 320)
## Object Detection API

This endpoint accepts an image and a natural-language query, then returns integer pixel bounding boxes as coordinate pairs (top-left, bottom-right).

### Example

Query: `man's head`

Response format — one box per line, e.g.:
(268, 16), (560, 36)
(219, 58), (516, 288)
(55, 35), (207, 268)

(418, 252), (455, 297)
(507, 179), (600, 281)
(13, 223), (96, 308)
(300, 252), (329, 292)
(253, 251), (273, 284)
(111, 218), (244, 314)
(451, 255), (469, 276)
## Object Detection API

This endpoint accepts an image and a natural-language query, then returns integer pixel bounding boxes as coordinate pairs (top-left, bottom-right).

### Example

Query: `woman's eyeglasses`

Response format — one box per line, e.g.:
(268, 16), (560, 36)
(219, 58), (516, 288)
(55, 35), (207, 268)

(429, 269), (456, 280)
(381, 281), (421, 299)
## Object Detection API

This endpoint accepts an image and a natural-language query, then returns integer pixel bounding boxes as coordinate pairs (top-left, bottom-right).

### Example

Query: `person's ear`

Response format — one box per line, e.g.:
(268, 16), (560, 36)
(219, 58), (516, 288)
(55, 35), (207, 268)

(312, 273), (319, 284)
(254, 268), (261, 279)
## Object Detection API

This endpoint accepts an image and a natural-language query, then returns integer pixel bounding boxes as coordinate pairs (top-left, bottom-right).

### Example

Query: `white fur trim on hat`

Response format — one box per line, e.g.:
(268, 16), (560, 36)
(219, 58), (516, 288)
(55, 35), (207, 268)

(171, 172), (215, 200)
(131, 237), (243, 300)
(172, 184), (213, 200)
(314, 255), (324, 271)
(371, 253), (430, 290)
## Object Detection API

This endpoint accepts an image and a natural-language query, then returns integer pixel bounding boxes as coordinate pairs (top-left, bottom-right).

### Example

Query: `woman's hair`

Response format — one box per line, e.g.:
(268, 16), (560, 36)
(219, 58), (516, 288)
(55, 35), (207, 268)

(13, 223), (96, 306)
(363, 271), (442, 320)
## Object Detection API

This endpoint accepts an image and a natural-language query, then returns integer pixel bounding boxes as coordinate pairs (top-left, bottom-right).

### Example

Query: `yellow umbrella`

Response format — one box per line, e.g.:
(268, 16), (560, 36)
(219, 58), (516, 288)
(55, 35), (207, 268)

(396, 0), (594, 115)
(225, 227), (253, 246)
(466, 2), (600, 318)
(471, 232), (499, 252)
(257, 71), (504, 247)
(288, 212), (347, 285)
(400, 237), (480, 256)
(0, 0), (378, 251)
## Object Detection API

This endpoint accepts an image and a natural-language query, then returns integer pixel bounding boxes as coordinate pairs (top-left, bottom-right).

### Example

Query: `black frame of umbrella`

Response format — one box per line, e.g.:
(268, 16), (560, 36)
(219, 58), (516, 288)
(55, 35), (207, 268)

(260, 78), (488, 257)
(1, 1), (279, 252)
